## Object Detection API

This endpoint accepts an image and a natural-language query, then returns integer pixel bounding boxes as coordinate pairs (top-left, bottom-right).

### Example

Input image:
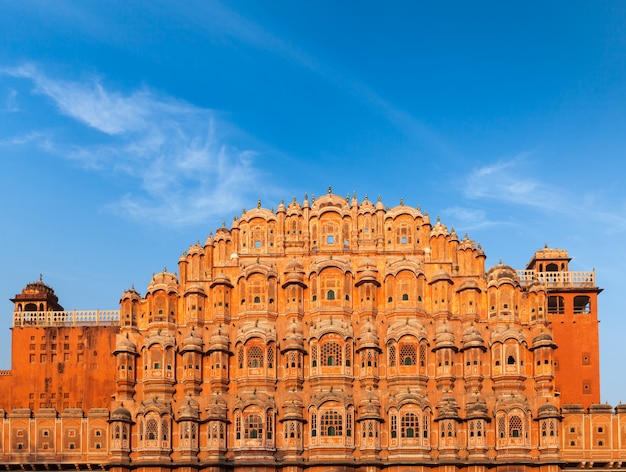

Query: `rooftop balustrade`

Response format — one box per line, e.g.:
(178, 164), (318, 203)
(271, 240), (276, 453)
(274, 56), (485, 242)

(12, 310), (120, 328)
(516, 270), (595, 288)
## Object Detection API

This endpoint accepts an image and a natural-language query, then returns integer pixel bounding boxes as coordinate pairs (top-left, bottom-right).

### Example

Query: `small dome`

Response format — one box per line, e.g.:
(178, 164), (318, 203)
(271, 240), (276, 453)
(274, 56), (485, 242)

(283, 258), (306, 287)
(356, 258), (380, 286)
(532, 332), (555, 349)
(358, 319), (379, 349)
(147, 269), (179, 294)
(210, 273), (233, 288)
(286, 258), (304, 272)
(486, 263), (520, 287)
(111, 406), (132, 422)
(283, 319), (305, 351)
(466, 396), (488, 418)
(178, 397), (200, 420)
(181, 328), (203, 352)
(184, 283), (205, 296)
(430, 217), (448, 238)
(449, 227), (458, 242)
(430, 269), (452, 284)
(114, 335), (137, 355)
(276, 198), (286, 213)
(537, 402), (560, 418)
(188, 242), (204, 256)
(207, 394), (228, 420)
(458, 234), (476, 251)
(375, 196), (384, 210)
(461, 325), (485, 350)
(287, 196), (302, 215)
(457, 278), (480, 292)
(490, 325), (525, 344)
(120, 287), (141, 302)
(358, 197), (376, 214)
(434, 322), (456, 349)
(282, 392), (304, 420)
(240, 205), (277, 223)
(437, 393), (460, 419)
(208, 327), (230, 353)
(359, 390), (381, 418)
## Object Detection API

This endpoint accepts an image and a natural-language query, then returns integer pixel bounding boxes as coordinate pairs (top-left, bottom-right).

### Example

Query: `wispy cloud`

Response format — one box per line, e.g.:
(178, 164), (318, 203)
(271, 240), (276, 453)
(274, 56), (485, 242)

(0, 130), (51, 147)
(463, 153), (560, 209)
(4, 64), (264, 226)
(3, 88), (19, 112)
(443, 206), (498, 232)
(463, 154), (626, 232)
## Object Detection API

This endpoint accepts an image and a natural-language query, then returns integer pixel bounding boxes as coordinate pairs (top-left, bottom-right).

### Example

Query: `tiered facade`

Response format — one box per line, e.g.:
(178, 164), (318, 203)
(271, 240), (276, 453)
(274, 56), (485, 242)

(1, 191), (623, 471)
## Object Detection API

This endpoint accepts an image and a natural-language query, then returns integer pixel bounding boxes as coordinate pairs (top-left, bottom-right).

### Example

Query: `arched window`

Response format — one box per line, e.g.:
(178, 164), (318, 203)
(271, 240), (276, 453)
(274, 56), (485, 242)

(400, 343), (417, 366)
(235, 414), (241, 440)
(401, 412), (419, 438)
(146, 418), (158, 441)
(322, 341), (342, 366)
(162, 420), (169, 441)
(311, 412), (317, 437)
(327, 290), (335, 300)
(509, 415), (523, 438)
(498, 415), (506, 438)
(247, 346), (264, 368)
(320, 411), (343, 436)
(245, 414), (263, 439)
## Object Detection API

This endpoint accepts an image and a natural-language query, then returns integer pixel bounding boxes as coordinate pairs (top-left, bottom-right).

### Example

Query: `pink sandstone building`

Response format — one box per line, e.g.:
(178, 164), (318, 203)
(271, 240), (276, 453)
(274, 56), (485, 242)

(0, 190), (622, 471)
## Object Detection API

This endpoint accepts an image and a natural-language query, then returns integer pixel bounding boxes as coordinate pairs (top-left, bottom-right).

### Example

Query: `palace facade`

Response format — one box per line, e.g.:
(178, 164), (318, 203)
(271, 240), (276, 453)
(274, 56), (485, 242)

(0, 191), (623, 472)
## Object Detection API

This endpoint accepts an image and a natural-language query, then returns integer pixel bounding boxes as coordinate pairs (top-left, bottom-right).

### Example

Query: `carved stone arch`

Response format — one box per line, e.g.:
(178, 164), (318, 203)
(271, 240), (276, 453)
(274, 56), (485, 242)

(309, 257), (352, 276)
(235, 391), (277, 411)
(142, 332), (176, 350)
(238, 261), (279, 280)
(489, 326), (528, 346)
(310, 391), (354, 409)
(310, 192), (351, 217)
(137, 398), (172, 418)
(385, 204), (423, 221)
(385, 320), (429, 344)
(386, 393), (430, 412)
(213, 227), (232, 243)
(237, 322), (277, 345)
(308, 321), (353, 341)
(384, 257), (425, 279)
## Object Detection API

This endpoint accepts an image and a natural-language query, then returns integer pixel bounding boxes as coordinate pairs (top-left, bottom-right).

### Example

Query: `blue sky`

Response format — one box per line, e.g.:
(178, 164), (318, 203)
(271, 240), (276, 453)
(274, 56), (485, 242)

(1, 1), (625, 403)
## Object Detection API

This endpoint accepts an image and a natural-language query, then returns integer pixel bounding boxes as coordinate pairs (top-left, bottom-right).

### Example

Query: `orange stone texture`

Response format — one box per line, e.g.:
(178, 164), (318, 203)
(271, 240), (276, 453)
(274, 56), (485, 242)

(0, 191), (623, 472)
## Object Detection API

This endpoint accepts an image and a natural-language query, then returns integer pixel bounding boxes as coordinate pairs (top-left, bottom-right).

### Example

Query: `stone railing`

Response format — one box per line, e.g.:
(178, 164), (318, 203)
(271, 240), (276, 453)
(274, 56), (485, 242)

(12, 310), (120, 328)
(516, 270), (595, 288)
